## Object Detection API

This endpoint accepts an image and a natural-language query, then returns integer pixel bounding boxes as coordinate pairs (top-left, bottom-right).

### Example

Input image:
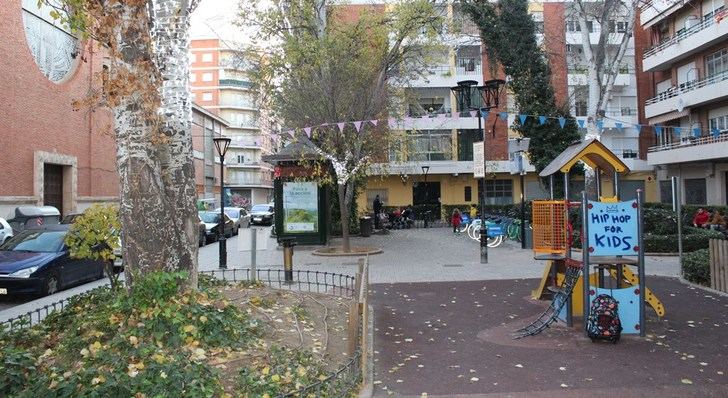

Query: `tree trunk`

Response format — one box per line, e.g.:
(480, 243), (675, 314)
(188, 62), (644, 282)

(114, 1), (198, 288)
(338, 182), (351, 253)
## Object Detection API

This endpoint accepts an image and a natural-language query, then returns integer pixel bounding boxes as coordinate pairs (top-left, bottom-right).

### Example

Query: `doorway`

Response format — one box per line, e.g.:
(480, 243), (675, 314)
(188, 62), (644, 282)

(43, 164), (64, 215)
(413, 181), (441, 220)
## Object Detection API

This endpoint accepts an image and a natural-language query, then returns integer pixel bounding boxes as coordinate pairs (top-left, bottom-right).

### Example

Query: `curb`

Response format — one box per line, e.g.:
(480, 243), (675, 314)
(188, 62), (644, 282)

(678, 277), (728, 297)
(570, 248), (679, 257)
(358, 304), (375, 398)
(312, 248), (383, 257)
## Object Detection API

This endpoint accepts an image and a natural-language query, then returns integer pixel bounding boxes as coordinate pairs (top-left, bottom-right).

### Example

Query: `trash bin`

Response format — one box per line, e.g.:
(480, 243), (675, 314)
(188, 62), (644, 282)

(279, 237), (295, 283)
(360, 216), (372, 237)
(524, 221), (533, 249)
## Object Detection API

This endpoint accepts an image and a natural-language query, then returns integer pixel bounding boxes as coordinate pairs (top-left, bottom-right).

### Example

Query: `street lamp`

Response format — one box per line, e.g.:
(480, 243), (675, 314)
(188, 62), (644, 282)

(213, 136), (231, 269)
(421, 165), (430, 228)
(451, 79), (506, 264)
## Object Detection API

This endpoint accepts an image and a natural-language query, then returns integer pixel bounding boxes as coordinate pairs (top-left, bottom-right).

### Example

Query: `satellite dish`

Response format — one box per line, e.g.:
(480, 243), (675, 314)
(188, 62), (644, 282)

(676, 97), (686, 112)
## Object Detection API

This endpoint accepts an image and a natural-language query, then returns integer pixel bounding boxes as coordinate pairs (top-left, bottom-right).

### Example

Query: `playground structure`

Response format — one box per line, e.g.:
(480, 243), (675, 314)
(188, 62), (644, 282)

(514, 139), (665, 339)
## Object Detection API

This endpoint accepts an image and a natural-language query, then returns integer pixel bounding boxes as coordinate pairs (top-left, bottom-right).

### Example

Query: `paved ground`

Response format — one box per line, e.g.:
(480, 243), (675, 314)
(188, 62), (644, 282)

(371, 277), (728, 397)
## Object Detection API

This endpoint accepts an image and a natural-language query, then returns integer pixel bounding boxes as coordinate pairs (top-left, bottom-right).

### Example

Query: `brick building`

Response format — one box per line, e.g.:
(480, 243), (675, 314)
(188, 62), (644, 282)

(0, 0), (118, 218)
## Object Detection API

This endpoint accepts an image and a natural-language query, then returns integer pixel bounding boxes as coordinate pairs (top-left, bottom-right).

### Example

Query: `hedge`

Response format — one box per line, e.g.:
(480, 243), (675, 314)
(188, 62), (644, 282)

(682, 249), (710, 286)
(571, 226), (724, 253)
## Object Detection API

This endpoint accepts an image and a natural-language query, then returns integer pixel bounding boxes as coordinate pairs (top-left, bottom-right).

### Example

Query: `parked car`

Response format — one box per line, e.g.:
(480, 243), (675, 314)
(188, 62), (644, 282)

(0, 225), (106, 297)
(214, 207), (250, 234)
(250, 204), (275, 226)
(197, 216), (207, 247)
(198, 211), (235, 243)
(7, 206), (61, 234)
(0, 218), (12, 245)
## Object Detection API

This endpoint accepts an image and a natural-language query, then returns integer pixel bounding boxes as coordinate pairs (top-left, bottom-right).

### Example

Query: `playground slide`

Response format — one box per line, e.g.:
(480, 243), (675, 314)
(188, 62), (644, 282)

(608, 267), (665, 317)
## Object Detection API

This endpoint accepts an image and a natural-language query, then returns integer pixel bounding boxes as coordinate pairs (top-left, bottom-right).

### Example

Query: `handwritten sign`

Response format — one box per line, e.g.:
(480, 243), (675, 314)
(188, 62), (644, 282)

(587, 200), (639, 256)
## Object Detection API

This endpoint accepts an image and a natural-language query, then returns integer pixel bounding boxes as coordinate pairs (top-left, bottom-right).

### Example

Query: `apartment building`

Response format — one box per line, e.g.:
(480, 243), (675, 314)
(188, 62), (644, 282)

(190, 39), (274, 206)
(638, 0), (728, 205)
(358, 1), (656, 214)
(192, 104), (225, 206)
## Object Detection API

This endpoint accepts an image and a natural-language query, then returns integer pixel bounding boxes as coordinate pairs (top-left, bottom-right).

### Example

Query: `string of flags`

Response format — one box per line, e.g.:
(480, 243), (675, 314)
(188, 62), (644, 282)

(273, 111), (725, 142)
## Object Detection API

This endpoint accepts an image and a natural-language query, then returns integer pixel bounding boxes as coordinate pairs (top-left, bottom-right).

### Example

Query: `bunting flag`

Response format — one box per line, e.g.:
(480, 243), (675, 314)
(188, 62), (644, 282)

(539, 115), (547, 125)
(469, 110), (478, 118)
(712, 128), (720, 138)
(287, 130), (295, 137)
(353, 121), (363, 132)
(673, 127), (682, 135)
(452, 112), (460, 119)
(559, 116), (566, 129)
(615, 122), (623, 131)
(693, 127), (701, 137)
(596, 120), (604, 131)
(577, 119), (585, 129)
(370, 119), (378, 126)
(437, 113), (447, 118)
(634, 124), (642, 133)
(304, 127), (312, 137)
(337, 122), (346, 132)
(481, 110), (489, 120)
(388, 117), (396, 125)
(519, 114), (528, 125)
(499, 112), (508, 121)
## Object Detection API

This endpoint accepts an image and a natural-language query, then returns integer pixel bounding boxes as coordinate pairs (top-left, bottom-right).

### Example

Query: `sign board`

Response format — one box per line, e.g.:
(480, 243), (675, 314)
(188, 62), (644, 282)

(282, 181), (319, 233)
(507, 137), (530, 154)
(473, 141), (484, 178)
(509, 152), (525, 175)
(238, 228), (269, 251)
(587, 200), (639, 256)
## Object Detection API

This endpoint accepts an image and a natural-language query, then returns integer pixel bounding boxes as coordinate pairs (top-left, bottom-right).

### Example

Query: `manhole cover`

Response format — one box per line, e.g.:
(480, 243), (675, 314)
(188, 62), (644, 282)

(443, 264), (464, 267)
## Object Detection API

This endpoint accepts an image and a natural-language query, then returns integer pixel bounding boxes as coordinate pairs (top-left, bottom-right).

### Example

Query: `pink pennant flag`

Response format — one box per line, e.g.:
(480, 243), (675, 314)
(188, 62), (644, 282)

(304, 127), (312, 137)
(469, 110), (477, 118)
(337, 122), (346, 132)
(388, 117), (396, 125)
(453, 112), (460, 119)
(287, 130), (295, 137)
(353, 121), (363, 132)
(370, 119), (379, 126)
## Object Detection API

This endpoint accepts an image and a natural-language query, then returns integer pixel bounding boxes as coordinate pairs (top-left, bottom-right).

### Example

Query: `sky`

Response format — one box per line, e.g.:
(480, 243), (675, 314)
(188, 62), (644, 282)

(190, 0), (256, 45)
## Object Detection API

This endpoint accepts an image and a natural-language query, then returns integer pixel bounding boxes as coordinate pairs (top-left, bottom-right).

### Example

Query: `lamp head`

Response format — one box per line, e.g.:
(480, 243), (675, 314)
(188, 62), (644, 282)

(213, 137), (232, 158)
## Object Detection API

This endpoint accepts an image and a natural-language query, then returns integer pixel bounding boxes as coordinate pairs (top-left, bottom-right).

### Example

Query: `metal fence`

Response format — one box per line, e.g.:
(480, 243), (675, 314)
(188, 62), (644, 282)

(0, 268), (364, 398)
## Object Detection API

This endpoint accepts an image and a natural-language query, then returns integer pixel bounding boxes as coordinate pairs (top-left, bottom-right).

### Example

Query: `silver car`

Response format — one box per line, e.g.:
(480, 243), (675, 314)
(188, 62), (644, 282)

(212, 208), (250, 235)
(0, 218), (12, 245)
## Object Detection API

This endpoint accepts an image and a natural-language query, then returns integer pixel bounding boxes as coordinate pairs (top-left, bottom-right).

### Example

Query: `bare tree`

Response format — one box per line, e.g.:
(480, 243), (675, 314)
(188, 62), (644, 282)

(47, 0), (203, 288)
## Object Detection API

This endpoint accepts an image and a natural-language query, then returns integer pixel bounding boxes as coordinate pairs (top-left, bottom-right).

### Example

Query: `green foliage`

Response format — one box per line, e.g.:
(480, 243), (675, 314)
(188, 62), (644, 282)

(64, 204), (121, 289)
(644, 228), (725, 253)
(462, 0), (580, 173)
(682, 249), (711, 286)
(0, 272), (261, 397)
(237, 346), (328, 397)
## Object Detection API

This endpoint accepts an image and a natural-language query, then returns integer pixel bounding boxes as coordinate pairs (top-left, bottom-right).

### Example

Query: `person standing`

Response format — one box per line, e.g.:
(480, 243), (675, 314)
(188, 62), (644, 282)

(373, 195), (383, 229)
(452, 208), (462, 235)
(469, 204), (477, 220)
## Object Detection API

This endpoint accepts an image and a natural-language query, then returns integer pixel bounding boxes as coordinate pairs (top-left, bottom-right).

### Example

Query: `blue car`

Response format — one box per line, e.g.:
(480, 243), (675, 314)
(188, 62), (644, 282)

(0, 225), (106, 297)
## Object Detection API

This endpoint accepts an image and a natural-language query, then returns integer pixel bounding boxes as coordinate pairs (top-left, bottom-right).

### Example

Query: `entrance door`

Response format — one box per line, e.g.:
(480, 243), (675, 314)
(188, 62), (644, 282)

(44, 164), (64, 215)
(413, 181), (441, 220)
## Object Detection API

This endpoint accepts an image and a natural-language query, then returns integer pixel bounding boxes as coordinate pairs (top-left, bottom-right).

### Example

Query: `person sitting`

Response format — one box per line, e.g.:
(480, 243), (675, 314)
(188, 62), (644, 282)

(693, 208), (710, 228)
(710, 210), (727, 231)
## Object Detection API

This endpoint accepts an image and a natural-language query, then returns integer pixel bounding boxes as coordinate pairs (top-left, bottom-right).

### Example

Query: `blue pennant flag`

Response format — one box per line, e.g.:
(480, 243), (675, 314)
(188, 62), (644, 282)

(634, 124), (642, 133)
(693, 127), (701, 137)
(539, 115), (547, 125)
(615, 122), (623, 131)
(558, 117), (566, 129)
(674, 127), (682, 135)
(655, 125), (663, 135)
(596, 120), (604, 131)
(712, 128), (720, 138)
(577, 119), (585, 129)
(519, 114), (528, 125)
(481, 110), (489, 120)
(499, 112), (508, 121)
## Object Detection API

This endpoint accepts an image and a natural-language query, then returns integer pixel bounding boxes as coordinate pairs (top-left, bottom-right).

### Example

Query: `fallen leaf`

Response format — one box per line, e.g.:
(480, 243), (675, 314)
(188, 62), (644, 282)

(470, 377), (479, 382)
(515, 364), (523, 368)
(681, 379), (693, 385)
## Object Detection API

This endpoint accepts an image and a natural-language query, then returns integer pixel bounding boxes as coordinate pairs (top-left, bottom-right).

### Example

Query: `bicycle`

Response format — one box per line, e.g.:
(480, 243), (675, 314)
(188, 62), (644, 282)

(467, 218), (504, 247)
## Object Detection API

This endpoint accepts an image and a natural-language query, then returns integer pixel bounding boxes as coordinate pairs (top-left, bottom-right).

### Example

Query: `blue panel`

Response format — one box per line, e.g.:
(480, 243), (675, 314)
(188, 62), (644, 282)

(590, 287), (641, 334)
(586, 201), (640, 256)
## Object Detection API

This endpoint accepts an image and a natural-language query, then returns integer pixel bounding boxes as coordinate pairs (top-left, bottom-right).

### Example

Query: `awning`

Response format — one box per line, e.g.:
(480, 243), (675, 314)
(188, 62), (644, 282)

(648, 109), (690, 125)
(539, 138), (630, 177)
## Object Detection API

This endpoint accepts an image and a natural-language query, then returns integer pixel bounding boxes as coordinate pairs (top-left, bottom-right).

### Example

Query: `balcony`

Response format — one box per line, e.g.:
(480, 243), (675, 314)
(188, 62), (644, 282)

(643, 13), (728, 72)
(647, 131), (728, 165)
(229, 137), (261, 148)
(408, 63), (483, 87)
(226, 174), (274, 188)
(218, 79), (254, 89)
(567, 67), (632, 86)
(227, 161), (273, 170)
(645, 70), (728, 118)
(640, 0), (686, 28)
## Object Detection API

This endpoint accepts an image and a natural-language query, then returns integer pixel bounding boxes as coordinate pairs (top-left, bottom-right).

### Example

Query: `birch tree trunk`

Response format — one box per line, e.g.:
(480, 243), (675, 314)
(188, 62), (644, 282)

(112, 1), (199, 288)
(338, 182), (351, 253)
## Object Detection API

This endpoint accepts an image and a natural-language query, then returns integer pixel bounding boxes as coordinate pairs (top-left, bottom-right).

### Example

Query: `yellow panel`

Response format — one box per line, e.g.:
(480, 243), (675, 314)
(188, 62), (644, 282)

(560, 143), (628, 174)
(599, 196), (618, 203)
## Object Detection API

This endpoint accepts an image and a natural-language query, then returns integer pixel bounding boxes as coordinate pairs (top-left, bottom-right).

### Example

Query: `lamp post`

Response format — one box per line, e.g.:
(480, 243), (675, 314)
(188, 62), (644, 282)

(508, 138), (531, 249)
(213, 137), (231, 269)
(421, 165), (430, 228)
(451, 79), (506, 264)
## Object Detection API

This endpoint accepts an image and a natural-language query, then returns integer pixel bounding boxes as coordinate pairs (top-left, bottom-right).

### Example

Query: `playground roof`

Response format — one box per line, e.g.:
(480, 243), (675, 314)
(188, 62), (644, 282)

(262, 140), (321, 164)
(539, 138), (630, 177)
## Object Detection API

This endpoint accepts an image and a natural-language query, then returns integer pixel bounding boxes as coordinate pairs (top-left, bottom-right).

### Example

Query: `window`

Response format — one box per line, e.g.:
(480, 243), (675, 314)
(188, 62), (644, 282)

(202, 92), (213, 101)
(587, 21), (595, 33)
(621, 107), (634, 116)
(566, 20), (580, 32)
(191, 92), (196, 100)
(237, 154), (245, 164)
(464, 186), (472, 202)
(406, 130), (452, 161)
(659, 180), (673, 205)
(366, 189), (389, 208)
(481, 179), (513, 205)
(609, 20), (628, 33)
(201, 53), (213, 62)
(534, 21), (544, 34)
(705, 48), (728, 78)
(575, 100), (587, 117)
(622, 149), (638, 158)
(618, 180), (645, 201)
(457, 129), (480, 161)
(685, 178), (707, 204)
(22, 0), (79, 83)
(202, 72), (214, 82)
(189, 53), (197, 63)
(709, 115), (728, 132)
(190, 73), (196, 82)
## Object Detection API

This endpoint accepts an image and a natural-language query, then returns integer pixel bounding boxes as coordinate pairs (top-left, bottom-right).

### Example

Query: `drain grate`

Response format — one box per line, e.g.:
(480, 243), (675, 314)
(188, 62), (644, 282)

(443, 264), (464, 268)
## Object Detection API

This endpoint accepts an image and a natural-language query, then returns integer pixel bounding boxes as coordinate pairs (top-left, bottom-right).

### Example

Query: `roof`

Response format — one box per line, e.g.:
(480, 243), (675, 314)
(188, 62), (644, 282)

(539, 138), (630, 177)
(262, 140), (322, 164)
(192, 103), (230, 126)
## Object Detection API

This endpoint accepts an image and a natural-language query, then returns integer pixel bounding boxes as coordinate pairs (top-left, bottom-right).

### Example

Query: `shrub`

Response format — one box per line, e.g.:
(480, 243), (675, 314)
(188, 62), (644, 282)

(644, 227), (725, 253)
(683, 249), (710, 286)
